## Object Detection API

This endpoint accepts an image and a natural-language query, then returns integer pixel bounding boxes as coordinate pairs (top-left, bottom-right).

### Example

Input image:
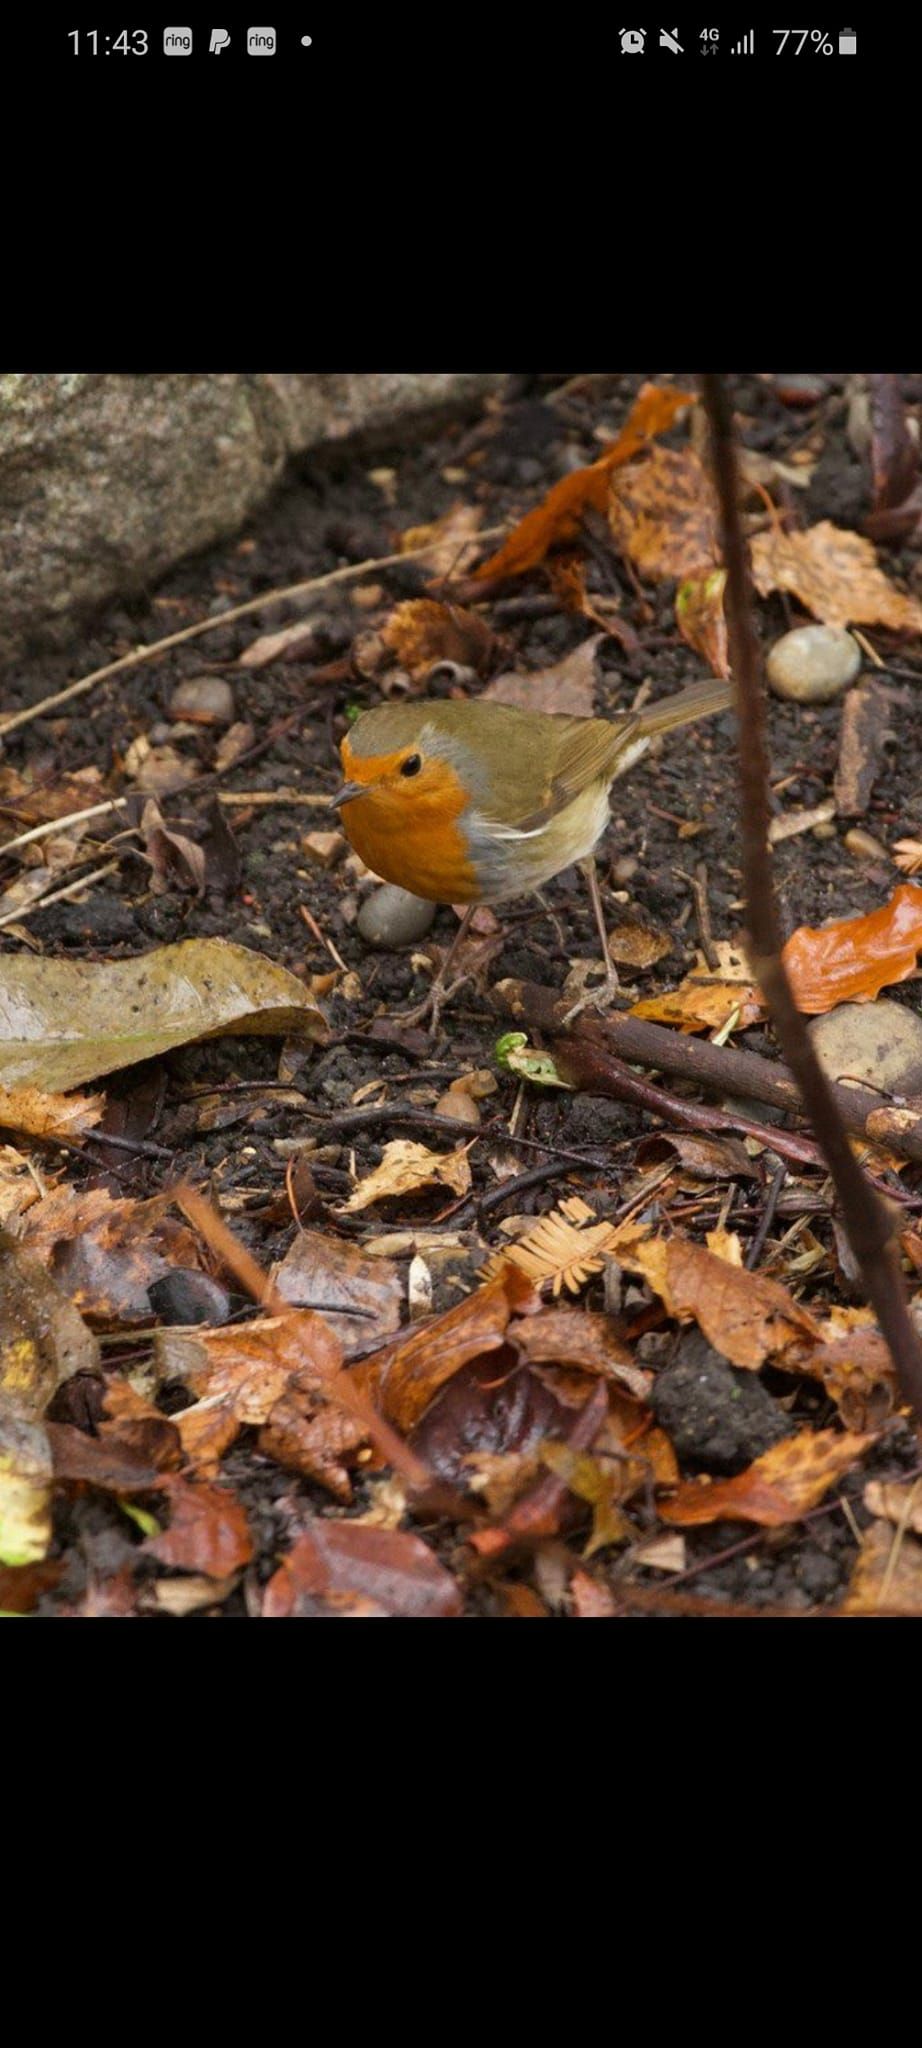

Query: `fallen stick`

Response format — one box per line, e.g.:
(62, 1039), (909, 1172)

(493, 979), (922, 1167)
(492, 985), (918, 1203)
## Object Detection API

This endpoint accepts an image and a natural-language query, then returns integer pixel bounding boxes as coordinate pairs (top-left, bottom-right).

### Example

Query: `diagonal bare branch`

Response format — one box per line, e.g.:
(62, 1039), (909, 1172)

(699, 372), (922, 1422)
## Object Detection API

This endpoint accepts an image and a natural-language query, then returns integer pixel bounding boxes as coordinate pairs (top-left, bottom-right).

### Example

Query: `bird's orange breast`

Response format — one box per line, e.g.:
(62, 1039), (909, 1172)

(339, 740), (480, 903)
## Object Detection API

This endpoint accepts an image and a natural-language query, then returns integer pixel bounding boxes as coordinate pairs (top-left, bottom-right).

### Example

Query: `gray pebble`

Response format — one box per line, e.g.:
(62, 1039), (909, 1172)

(357, 883), (437, 950)
(168, 675), (236, 724)
(767, 625), (861, 703)
(809, 998), (922, 1096)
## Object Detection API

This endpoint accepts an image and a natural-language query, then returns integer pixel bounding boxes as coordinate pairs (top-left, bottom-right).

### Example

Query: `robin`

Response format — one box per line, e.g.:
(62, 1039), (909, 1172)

(328, 676), (733, 1029)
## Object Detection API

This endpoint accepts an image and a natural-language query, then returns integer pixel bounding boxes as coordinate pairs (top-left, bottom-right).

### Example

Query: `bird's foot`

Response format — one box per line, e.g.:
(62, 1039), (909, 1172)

(560, 965), (621, 1028)
(392, 973), (473, 1039)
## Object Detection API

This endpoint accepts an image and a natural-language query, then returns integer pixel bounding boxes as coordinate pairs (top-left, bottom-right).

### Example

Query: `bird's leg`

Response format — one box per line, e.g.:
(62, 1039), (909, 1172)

(561, 857), (621, 1026)
(392, 905), (477, 1036)
(532, 889), (567, 952)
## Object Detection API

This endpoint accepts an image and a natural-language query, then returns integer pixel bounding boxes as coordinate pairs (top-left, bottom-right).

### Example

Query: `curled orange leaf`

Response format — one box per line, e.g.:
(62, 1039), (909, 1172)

(782, 882), (922, 1013)
(658, 1428), (874, 1529)
(472, 384), (695, 584)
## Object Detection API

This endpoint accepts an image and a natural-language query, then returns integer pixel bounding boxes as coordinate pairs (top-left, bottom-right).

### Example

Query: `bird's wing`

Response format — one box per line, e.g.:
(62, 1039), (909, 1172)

(513, 715), (640, 829)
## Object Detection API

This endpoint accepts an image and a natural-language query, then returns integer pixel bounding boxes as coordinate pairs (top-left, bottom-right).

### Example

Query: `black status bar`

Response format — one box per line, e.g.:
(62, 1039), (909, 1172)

(9, 23), (882, 63)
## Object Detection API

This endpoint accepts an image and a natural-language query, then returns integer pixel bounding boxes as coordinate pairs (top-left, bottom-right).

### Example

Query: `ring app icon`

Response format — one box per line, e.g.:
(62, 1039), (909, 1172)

(163, 26), (193, 53)
(210, 29), (231, 52)
(246, 26), (276, 53)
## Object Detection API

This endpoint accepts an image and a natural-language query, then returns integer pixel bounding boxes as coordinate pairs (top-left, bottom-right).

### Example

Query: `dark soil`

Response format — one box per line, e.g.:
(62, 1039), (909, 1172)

(4, 371), (922, 1618)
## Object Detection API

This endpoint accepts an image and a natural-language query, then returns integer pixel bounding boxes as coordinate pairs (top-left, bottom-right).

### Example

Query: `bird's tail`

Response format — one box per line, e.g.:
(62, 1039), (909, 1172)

(634, 676), (734, 739)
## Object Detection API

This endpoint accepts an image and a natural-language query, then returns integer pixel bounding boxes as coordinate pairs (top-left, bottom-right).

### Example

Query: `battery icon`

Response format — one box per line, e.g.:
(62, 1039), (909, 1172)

(839, 27), (856, 53)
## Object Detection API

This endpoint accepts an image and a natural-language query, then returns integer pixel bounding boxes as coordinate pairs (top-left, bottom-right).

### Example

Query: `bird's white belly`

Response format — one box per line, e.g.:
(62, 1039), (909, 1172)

(474, 780), (615, 902)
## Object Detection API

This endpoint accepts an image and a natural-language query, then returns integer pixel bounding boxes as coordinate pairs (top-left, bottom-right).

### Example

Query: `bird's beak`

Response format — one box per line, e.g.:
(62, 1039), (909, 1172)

(326, 781), (367, 811)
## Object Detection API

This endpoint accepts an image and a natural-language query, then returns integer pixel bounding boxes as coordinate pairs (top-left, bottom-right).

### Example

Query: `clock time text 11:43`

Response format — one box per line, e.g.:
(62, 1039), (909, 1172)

(68, 30), (149, 54)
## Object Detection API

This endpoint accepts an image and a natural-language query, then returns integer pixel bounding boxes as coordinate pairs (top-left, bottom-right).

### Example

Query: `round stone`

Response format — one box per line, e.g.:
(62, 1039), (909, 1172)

(357, 884), (437, 950)
(168, 675), (236, 724)
(809, 999), (922, 1096)
(767, 626), (861, 704)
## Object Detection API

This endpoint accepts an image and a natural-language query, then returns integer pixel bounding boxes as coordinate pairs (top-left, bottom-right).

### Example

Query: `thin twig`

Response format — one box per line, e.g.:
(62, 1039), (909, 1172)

(0, 860), (120, 929)
(700, 372), (922, 1422)
(0, 525), (508, 743)
(745, 1161), (787, 1270)
(0, 798), (130, 859)
(298, 901), (349, 974)
(674, 862), (720, 970)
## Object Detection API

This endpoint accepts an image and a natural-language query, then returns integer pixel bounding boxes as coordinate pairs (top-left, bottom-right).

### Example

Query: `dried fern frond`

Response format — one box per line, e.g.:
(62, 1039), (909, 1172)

(482, 1196), (645, 1297)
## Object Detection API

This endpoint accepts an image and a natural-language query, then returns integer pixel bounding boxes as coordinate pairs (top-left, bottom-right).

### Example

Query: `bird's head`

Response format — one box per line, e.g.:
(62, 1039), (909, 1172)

(328, 703), (463, 817)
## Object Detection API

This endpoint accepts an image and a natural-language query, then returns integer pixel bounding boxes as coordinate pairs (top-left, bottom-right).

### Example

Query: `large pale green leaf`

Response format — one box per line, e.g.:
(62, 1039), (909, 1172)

(0, 1230), (100, 1567)
(0, 1409), (52, 1568)
(0, 938), (327, 1091)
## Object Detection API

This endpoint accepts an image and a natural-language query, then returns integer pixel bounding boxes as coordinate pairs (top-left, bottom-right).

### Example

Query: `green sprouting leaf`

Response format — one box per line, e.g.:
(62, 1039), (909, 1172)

(494, 1032), (573, 1089)
(119, 1499), (161, 1540)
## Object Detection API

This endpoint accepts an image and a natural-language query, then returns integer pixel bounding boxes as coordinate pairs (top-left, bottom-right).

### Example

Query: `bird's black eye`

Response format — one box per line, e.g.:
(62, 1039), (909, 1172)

(400, 754), (422, 777)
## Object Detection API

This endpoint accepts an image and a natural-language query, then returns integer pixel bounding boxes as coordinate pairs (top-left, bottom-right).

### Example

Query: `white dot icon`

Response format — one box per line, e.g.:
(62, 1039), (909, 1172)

(301, 34), (312, 44)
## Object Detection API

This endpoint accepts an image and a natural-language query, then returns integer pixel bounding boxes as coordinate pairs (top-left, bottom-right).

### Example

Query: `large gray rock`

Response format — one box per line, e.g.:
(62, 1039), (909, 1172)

(0, 373), (502, 669)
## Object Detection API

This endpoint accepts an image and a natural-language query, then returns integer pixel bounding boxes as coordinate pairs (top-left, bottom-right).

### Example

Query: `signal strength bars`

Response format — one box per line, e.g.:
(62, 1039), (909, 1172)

(731, 29), (754, 53)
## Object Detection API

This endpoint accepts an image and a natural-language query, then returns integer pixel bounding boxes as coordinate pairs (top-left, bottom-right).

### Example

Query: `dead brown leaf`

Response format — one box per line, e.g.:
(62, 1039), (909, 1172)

(237, 619), (318, 669)
(634, 1133), (758, 1183)
(842, 1518), (922, 1614)
(484, 635), (601, 719)
(604, 917), (673, 971)
(402, 502), (483, 580)
(1, 1228), (99, 1417)
(144, 1475), (253, 1576)
(99, 1381), (184, 1473)
(676, 569), (731, 678)
(630, 943), (766, 1034)
(751, 520), (922, 633)
(0, 1150), (43, 1229)
(512, 1307), (651, 1400)
(658, 1427), (874, 1529)
(20, 1186), (202, 1322)
(258, 1379), (368, 1502)
(608, 446), (720, 584)
(616, 1232), (820, 1369)
(380, 597), (497, 680)
(123, 734), (196, 796)
(468, 1380), (610, 1561)
(0, 1558), (63, 1614)
(338, 1138), (472, 1216)
(46, 1420), (167, 1495)
(0, 1083), (105, 1143)
(157, 1309), (345, 1478)
(0, 765), (108, 831)
(138, 798), (206, 896)
(782, 883), (922, 1012)
(540, 1440), (636, 1556)
(271, 1227), (403, 1355)
(545, 554), (641, 655)
(263, 1520), (463, 1617)
(472, 384), (695, 583)
(355, 1259), (538, 1436)
(785, 1322), (897, 1432)
(863, 1475), (922, 1535)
